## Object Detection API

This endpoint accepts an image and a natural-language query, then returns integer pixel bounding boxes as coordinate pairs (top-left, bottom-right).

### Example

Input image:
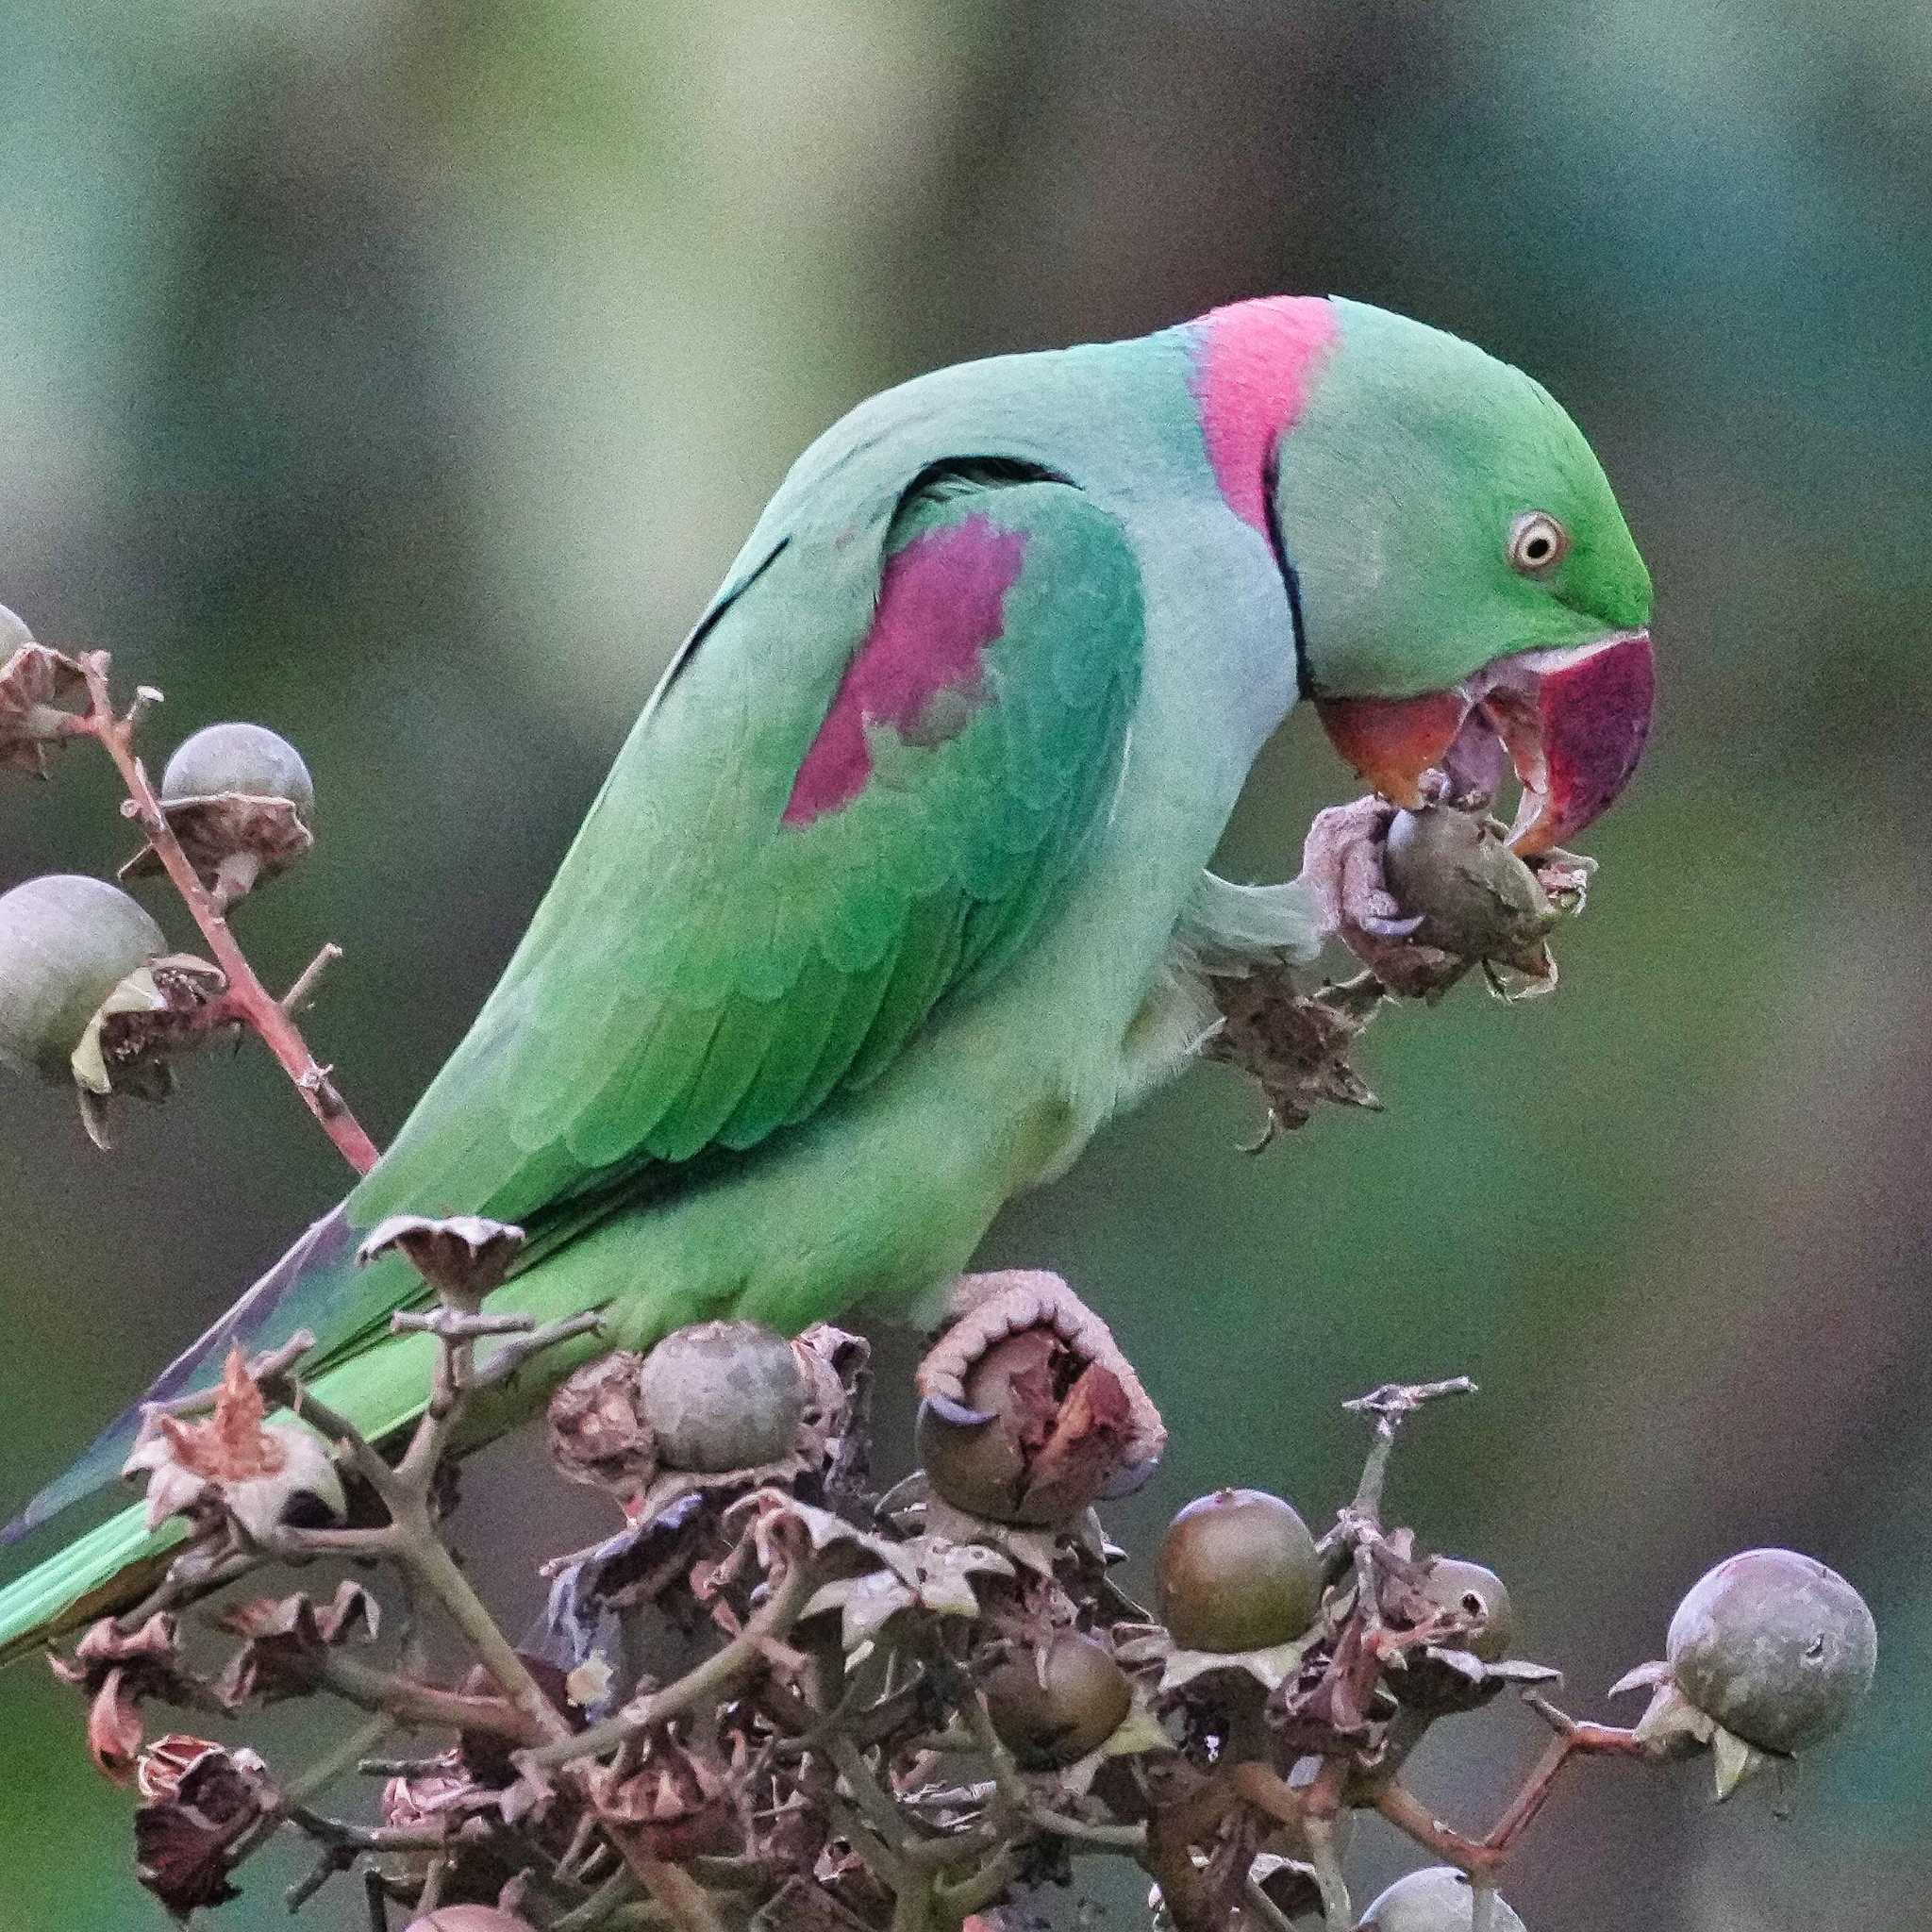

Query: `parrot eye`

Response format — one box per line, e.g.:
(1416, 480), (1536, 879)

(1507, 510), (1569, 575)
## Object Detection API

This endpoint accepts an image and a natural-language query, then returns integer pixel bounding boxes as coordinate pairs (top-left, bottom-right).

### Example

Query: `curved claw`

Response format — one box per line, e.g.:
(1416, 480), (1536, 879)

(1357, 911), (1425, 940)
(922, 1391), (996, 1430)
(1100, 1454), (1162, 1502)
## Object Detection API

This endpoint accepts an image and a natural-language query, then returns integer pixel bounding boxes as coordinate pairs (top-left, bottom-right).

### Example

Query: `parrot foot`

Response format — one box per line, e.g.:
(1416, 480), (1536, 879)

(1294, 795), (1425, 946)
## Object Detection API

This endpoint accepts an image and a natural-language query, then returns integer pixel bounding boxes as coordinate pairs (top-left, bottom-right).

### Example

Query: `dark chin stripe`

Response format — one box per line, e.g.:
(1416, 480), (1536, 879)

(1261, 449), (1314, 701)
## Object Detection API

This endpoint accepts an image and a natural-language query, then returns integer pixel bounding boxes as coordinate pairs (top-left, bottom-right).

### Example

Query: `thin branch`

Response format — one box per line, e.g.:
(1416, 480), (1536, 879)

(75, 650), (379, 1174)
(520, 1560), (816, 1772)
(281, 942), (342, 1014)
(308, 1650), (541, 1742)
(1343, 1376), (1476, 1523)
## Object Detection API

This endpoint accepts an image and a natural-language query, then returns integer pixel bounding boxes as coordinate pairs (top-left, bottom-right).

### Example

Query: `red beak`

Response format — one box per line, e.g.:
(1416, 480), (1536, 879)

(1313, 630), (1655, 854)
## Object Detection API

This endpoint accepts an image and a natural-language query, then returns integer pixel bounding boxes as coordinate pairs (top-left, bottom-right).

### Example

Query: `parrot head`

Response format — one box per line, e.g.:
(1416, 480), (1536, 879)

(1219, 295), (1656, 853)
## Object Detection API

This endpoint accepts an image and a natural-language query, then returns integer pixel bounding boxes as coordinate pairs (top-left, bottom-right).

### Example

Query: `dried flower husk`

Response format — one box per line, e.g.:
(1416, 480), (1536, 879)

(49, 1612), (200, 1784)
(133, 1737), (270, 1919)
(0, 633), (89, 777)
(122, 1345), (345, 1540)
(1206, 966), (1389, 1139)
(358, 1213), (527, 1305)
(70, 951), (229, 1149)
(212, 1580), (379, 1707)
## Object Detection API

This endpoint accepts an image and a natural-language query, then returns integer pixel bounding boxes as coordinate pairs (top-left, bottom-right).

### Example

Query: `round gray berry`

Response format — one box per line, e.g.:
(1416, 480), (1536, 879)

(1667, 1548), (1876, 1755)
(0, 875), (165, 1083)
(634, 1321), (806, 1473)
(1357, 1867), (1527, 1931)
(162, 722), (314, 818)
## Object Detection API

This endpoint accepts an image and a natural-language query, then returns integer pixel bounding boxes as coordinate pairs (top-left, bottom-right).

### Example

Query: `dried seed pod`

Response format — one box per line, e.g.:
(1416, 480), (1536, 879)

(547, 1352), (656, 1499)
(0, 874), (165, 1083)
(983, 1631), (1134, 1767)
(1156, 1488), (1320, 1653)
(358, 1213), (527, 1306)
(1383, 802), (1556, 972)
(0, 625), (90, 777)
(1417, 1557), (1514, 1663)
(1357, 1867), (1527, 1930)
(124, 722), (315, 905)
(122, 1347), (345, 1540)
(1666, 1548), (1876, 1756)
(635, 1321), (806, 1473)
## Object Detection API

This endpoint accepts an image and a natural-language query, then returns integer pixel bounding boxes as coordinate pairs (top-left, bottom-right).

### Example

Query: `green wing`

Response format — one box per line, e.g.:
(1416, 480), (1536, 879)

(353, 470), (1144, 1251)
(0, 469), (1145, 1611)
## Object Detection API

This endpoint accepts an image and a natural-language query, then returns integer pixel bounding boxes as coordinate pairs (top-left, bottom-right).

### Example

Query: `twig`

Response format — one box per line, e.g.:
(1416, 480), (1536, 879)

(555, 1868), (641, 1931)
(1482, 1697), (1645, 1854)
(474, 1311), (607, 1391)
(521, 1560), (817, 1771)
(282, 942), (342, 1014)
(307, 1650), (541, 1742)
(75, 650), (380, 1174)
(1343, 1376), (1476, 1522)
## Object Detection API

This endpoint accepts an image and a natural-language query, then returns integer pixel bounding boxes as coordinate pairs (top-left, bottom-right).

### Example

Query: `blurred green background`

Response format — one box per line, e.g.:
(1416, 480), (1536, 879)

(1, 3), (1927, 1926)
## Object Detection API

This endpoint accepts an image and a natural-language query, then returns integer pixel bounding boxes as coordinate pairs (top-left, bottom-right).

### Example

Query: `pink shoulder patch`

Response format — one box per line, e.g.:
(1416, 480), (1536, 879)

(1191, 296), (1341, 534)
(783, 514), (1028, 826)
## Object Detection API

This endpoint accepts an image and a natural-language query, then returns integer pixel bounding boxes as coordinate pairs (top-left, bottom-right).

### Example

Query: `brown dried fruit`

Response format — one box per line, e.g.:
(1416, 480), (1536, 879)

(1383, 803), (1556, 975)
(1156, 1489), (1321, 1654)
(983, 1631), (1135, 1767)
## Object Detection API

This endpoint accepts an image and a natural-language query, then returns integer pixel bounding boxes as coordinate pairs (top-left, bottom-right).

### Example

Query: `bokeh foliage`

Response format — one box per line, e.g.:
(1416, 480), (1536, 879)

(0, 3), (1926, 1925)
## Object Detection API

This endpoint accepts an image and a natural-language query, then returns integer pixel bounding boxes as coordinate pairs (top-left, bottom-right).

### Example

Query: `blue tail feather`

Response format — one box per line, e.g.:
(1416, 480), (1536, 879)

(2, 1204), (358, 1547)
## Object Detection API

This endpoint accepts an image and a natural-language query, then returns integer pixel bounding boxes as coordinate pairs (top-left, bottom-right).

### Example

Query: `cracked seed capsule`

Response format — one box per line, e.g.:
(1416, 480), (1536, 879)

(1419, 1557), (1514, 1663)
(1384, 802), (1555, 969)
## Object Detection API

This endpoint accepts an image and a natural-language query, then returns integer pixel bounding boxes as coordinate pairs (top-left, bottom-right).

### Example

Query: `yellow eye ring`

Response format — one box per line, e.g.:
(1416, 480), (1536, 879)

(1508, 510), (1569, 575)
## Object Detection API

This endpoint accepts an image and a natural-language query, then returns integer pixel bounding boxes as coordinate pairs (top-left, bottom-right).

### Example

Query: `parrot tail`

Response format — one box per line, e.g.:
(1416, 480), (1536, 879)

(0, 1202), (366, 1663)
(0, 1507), (183, 1666)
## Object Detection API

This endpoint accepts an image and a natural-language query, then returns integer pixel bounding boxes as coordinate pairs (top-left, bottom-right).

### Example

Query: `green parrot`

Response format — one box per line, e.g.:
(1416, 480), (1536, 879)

(0, 294), (1654, 1659)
